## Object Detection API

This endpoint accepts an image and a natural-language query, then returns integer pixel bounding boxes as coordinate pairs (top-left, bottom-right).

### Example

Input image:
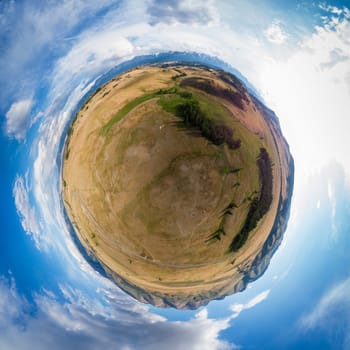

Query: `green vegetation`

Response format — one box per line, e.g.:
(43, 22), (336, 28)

(206, 201), (237, 243)
(220, 165), (232, 175)
(229, 148), (273, 252)
(178, 91), (192, 98)
(63, 64), (293, 309)
(101, 84), (241, 152)
(101, 91), (158, 135)
(171, 72), (187, 81)
(158, 91), (241, 149)
(101, 87), (178, 135)
(99, 75), (268, 252)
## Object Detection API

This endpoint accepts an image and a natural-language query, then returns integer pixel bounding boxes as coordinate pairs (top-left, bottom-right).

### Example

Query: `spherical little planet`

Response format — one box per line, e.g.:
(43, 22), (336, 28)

(62, 63), (294, 309)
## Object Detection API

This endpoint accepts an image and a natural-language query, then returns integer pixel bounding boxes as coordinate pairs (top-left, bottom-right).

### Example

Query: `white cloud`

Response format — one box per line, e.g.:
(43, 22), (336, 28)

(50, 27), (135, 100)
(327, 176), (337, 235)
(300, 278), (350, 328)
(0, 275), (26, 325)
(10, 80), (107, 277)
(258, 12), (350, 186)
(299, 277), (350, 348)
(319, 3), (345, 17)
(0, 276), (238, 350)
(230, 290), (270, 318)
(13, 174), (43, 249)
(264, 20), (288, 44)
(320, 48), (349, 69)
(30, 79), (103, 273)
(0, 1), (123, 106)
(5, 99), (33, 140)
(146, 0), (219, 26)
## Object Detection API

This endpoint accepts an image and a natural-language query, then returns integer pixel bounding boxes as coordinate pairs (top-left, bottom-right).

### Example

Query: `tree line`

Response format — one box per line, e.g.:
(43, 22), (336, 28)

(175, 99), (241, 149)
(229, 148), (273, 252)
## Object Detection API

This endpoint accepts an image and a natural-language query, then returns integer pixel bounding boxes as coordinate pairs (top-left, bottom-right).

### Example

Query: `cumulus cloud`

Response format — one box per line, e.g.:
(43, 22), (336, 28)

(146, 0), (219, 26)
(5, 99), (33, 140)
(13, 174), (43, 249)
(264, 20), (288, 44)
(0, 272), (271, 350)
(0, 276), (239, 350)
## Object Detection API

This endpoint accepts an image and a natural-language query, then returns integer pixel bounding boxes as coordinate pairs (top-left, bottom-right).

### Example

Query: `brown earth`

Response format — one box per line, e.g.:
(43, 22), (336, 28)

(62, 64), (294, 309)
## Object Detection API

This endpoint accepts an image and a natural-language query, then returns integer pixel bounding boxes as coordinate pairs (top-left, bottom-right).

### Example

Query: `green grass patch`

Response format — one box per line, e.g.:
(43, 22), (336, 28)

(157, 94), (189, 114)
(220, 165), (232, 175)
(101, 87), (180, 135)
(101, 85), (241, 152)
(196, 94), (231, 122)
(101, 92), (158, 135)
(100, 82), (240, 141)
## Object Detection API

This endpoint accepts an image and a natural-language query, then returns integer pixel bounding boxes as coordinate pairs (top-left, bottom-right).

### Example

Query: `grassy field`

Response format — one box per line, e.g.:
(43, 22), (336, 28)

(101, 82), (244, 152)
(62, 64), (292, 309)
(100, 91), (158, 135)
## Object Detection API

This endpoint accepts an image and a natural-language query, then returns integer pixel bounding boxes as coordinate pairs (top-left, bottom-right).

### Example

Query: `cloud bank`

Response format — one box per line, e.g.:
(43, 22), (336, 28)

(0, 275), (249, 350)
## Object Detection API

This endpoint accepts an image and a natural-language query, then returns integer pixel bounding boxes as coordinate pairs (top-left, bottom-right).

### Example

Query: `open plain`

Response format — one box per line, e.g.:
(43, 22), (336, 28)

(62, 63), (294, 309)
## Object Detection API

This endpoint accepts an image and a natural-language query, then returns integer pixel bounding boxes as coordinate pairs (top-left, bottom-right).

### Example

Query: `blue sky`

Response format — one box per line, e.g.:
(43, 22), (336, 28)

(1, 0), (350, 349)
